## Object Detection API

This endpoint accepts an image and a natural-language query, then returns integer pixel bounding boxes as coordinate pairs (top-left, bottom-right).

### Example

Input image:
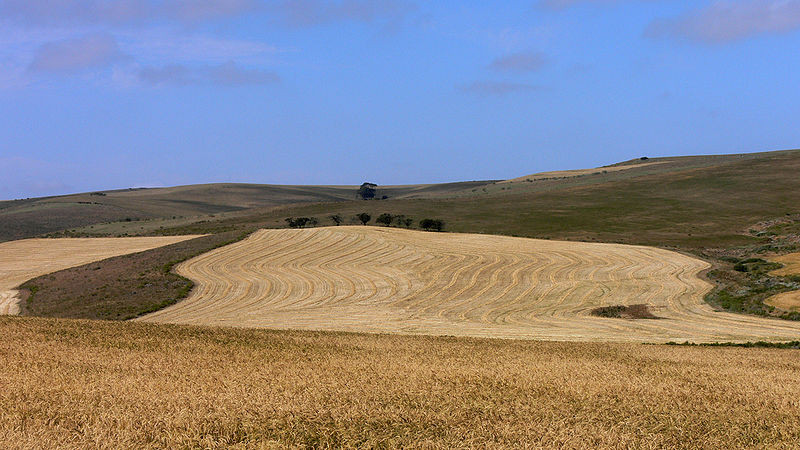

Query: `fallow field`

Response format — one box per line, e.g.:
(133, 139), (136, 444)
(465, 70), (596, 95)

(141, 226), (800, 342)
(0, 235), (201, 315)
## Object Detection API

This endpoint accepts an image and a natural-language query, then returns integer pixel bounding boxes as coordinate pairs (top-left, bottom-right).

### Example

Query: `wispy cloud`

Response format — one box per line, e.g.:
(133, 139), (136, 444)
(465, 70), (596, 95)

(537, 0), (628, 10)
(490, 51), (548, 72)
(270, 0), (417, 27)
(137, 61), (279, 86)
(458, 80), (540, 96)
(0, 0), (417, 27)
(117, 29), (278, 66)
(28, 33), (126, 72)
(0, 0), (259, 26)
(646, 0), (800, 43)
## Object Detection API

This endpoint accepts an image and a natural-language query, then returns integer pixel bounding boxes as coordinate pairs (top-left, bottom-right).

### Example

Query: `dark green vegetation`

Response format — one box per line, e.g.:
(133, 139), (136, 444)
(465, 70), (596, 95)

(20, 232), (247, 320)
(419, 218), (445, 232)
(284, 217), (318, 228)
(702, 226), (800, 320)
(10, 148), (800, 322)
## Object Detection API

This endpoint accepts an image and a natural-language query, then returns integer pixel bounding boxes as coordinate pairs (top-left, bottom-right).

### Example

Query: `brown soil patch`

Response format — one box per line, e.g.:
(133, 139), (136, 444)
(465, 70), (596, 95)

(0, 235), (200, 315)
(591, 304), (661, 319)
(20, 232), (242, 320)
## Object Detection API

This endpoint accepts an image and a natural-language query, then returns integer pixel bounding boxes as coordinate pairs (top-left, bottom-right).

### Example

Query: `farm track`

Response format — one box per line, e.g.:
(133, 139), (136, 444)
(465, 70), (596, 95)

(141, 227), (800, 342)
(0, 236), (202, 315)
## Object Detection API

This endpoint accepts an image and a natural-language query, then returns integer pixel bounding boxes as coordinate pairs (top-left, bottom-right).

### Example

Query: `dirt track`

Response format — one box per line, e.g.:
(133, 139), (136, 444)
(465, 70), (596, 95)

(140, 227), (800, 342)
(0, 236), (201, 315)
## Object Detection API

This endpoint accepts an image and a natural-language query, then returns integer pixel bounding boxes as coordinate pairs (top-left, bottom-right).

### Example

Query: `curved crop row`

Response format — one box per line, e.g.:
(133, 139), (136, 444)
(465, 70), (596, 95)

(141, 227), (800, 342)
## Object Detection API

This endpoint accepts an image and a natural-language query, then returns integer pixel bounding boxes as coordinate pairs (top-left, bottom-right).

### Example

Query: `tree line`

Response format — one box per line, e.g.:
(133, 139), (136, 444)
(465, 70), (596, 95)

(284, 213), (444, 231)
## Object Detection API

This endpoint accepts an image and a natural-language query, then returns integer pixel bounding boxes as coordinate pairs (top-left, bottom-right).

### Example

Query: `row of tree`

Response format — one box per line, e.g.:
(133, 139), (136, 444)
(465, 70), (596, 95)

(284, 213), (444, 231)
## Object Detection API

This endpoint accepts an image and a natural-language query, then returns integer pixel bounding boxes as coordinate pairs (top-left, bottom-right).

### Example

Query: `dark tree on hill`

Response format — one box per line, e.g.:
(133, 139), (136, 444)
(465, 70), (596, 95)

(329, 214), (342, 226)
(393, 215), (414, 228)
(356, 213), (371, 225)
(419, 219), (444, 232)
(358, 182), (377, 200)
(285, 217), (315, 228)
(376, 213), (394, 226)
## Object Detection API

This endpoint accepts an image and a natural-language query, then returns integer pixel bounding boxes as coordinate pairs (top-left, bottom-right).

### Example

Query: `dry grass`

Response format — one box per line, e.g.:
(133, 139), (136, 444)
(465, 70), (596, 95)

(0, 236), (201, 315)
(501, 161), (667, 183)
(769, 252), (800, 277)
(1, 316), (799, 448)
(767, 252), (800, 311)
(141, 227), (800, 342)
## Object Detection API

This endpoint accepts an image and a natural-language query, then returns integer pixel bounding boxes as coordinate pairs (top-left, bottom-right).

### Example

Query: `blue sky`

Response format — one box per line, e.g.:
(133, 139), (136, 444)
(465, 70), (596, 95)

(1, 0), (799, 199)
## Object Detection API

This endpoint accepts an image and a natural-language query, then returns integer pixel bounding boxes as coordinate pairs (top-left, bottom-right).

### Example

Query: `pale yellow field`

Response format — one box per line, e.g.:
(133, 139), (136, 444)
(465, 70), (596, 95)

(0, 236), (201, 315)
(767, 252), (800, 311)
(141, 227), (800, 342)
(502, 161), (667, 183)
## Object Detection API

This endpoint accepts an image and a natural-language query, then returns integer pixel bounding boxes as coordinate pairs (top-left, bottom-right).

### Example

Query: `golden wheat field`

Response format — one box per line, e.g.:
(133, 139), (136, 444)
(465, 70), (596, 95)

(0, 236), (202, 315)
(767, 252), (800, 311)
(140, 226), (800, 342)
(1, 317), (799, 448)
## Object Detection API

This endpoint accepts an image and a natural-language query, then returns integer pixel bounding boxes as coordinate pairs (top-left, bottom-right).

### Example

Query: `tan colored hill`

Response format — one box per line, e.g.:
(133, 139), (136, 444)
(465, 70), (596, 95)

(0, 235), (201, 314)
(501, 161), (668, 183)
(140, 226), (800, 342)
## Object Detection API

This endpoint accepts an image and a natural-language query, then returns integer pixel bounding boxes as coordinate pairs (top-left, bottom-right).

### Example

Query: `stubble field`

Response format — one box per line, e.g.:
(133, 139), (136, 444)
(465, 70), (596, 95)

(141, 227), (800, 342)
(767, 252), (800, 312)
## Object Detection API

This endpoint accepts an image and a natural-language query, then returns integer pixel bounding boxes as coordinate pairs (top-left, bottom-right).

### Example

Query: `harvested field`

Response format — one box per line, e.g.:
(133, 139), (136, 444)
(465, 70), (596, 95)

(141, 226), (800, 342)
(0, 236), (201, 315)
(769, 252), (800, 277)
(3, 317), (800, 448)
(767, 252), (800, 312)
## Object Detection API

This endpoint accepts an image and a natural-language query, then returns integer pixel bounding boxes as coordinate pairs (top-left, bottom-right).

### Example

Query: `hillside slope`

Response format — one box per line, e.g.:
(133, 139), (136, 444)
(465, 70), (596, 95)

(0, 181), (491, 242)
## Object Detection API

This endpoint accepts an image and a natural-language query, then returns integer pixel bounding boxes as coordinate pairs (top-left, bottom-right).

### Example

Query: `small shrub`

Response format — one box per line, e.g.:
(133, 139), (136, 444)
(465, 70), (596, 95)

(419, 219), (444, 232)
(356, 213), (371, 225)
(376, 213), (394, 226)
